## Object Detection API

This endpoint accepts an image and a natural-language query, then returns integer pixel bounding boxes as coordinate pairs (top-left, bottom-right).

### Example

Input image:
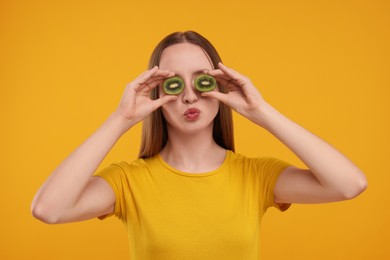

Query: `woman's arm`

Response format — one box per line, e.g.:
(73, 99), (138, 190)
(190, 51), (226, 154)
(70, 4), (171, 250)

(204, 63), (367, 204)
(255, 103), (367, 203)
(31, 67), (177, 224)
(31, 113), (131, 224)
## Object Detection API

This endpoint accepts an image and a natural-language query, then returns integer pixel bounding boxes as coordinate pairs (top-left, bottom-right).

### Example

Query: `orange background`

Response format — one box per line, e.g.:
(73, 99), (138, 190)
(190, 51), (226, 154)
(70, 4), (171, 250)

(1, 0), (389, 259)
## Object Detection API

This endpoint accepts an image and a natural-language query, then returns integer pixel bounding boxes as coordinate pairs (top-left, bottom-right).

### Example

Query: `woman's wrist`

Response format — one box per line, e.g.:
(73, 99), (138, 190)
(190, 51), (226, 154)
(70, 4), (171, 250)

(107, 110), (136, 136)
(248, 101), (277, 129)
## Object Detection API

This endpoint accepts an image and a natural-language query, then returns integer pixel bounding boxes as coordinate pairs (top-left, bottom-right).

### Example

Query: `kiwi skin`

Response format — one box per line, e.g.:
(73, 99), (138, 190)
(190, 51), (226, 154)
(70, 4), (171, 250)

(195, 74), (217, 92)
(163, 76), (185, 95)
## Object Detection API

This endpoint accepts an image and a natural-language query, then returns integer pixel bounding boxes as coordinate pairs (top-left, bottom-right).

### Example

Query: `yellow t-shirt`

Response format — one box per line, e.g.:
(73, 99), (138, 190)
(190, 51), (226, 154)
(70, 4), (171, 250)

(95, 150), (291, 259)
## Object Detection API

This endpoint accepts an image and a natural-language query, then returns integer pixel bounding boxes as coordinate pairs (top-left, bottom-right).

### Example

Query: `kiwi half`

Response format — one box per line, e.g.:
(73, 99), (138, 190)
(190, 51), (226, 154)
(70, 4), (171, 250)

(163, 76), (185, 95)
(195, 74), (217, 92)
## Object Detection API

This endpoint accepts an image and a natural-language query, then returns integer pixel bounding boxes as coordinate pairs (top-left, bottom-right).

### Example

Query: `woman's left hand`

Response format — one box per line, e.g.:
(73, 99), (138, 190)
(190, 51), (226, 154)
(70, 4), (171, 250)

(205, 64), (367, 205)
(202, 62), (267, 123)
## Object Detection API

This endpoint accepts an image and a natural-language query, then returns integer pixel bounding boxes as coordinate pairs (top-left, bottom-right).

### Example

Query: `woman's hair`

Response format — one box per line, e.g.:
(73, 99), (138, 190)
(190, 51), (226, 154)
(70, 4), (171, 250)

(138, 31), (235, 158)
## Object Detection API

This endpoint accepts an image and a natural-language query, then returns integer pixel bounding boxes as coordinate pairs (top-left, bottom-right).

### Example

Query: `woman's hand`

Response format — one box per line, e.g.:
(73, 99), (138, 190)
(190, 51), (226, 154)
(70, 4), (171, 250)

(116, 66), (177, 126)
(205, 63), (367, 204)
(202, 62), (268, 124)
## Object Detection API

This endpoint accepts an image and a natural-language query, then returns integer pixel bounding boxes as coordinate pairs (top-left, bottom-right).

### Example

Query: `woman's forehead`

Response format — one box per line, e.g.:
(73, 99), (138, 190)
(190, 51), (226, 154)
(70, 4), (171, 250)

(159, 43), (213, 72)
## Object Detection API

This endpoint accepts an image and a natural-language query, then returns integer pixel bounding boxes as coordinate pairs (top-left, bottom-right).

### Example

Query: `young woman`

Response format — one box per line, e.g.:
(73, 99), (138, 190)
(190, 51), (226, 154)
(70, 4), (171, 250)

(32, 31), (367, 259)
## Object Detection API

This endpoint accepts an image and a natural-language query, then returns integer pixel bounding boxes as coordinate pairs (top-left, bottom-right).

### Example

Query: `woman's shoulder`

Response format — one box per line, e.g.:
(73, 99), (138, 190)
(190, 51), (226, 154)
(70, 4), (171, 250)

(96, 156), (157, 176)
(229, 150), (268, 163)
(229, 151), (290, 168)
(112, 155), (159, 171)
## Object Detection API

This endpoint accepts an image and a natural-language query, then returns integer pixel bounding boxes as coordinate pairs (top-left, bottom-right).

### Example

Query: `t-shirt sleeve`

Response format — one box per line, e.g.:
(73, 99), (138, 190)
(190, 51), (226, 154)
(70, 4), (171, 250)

(94, 162), (128, 220)
(255, 157), (292, 212)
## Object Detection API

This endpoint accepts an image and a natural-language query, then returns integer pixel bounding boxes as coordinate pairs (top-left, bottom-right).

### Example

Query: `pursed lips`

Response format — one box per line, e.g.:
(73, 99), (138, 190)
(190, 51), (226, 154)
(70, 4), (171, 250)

(183, 108), (201, 120)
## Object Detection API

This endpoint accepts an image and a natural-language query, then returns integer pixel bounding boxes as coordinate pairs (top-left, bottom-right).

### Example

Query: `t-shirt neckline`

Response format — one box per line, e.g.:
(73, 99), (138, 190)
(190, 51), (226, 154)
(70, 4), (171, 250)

(157, 150), (231, 177)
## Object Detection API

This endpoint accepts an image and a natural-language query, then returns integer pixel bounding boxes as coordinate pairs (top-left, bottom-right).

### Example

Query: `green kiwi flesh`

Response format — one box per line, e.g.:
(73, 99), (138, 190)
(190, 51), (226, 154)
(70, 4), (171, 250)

(195, 74), (217, 92)
(163, 77), (184, 95)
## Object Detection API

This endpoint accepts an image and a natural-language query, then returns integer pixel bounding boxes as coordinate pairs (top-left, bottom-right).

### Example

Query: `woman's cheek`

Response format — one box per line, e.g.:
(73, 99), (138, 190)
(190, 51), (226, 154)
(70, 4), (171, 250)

(161, 102), (178, 124)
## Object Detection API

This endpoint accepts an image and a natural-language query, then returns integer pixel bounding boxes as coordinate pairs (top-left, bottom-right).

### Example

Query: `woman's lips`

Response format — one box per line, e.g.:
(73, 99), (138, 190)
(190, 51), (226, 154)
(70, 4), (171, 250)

(184, 108), (201, 121)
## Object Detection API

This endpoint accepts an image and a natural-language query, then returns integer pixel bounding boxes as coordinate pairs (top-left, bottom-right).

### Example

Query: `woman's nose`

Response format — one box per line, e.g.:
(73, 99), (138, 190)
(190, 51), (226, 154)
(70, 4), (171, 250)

(182, 83), (199, 104)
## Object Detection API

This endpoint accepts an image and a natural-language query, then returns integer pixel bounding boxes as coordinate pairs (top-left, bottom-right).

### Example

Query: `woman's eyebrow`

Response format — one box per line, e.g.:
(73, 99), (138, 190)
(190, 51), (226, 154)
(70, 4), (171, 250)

(193, 69), (208, 75)
(175, 69), (208, 78)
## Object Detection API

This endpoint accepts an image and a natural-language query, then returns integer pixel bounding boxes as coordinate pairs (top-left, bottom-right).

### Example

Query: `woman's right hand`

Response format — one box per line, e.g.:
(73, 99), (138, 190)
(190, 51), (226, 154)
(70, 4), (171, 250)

(31, 66), (178, 224)
(115, 66), (177, 126)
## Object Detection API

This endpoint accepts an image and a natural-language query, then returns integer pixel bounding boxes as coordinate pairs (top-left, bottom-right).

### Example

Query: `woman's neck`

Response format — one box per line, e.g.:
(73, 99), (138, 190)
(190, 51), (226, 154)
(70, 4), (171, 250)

(160, 126), (226, 173)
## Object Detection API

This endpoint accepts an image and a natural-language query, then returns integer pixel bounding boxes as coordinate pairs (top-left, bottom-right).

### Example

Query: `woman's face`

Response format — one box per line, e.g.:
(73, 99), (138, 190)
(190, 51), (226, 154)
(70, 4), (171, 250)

(159, 43), (220, 135)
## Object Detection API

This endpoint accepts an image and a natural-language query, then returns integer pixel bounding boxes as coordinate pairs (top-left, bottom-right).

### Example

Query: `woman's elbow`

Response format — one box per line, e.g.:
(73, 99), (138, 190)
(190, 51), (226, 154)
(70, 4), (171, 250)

(31, 201), (60, 224)
(342, 173), (368, 200)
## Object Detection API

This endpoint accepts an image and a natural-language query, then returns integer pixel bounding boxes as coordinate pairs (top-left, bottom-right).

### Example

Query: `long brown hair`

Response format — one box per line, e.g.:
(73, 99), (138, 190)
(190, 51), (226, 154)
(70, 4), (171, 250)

(138, 31), (234, 158)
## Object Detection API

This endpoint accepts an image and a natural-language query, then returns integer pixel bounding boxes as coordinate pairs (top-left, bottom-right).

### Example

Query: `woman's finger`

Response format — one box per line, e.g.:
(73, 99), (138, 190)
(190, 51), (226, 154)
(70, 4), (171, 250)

(142, 78), (165, 93)
(142, 74), (178, 93)
(133, 67), (171, 87)
(207, 69), (224, 77)
(208, 65), (246, 87)
(214, 77), (239, 92)
(151, 95), (178, 110)
(153, 69), (175, 77)
(132, 67), (174, 92)
(130, 66), (159, 91)
(144, 75), (173, 85)
(207, 70), (236, 87)
(217, 63), (243, 81)
(200, 91), (231, 106)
